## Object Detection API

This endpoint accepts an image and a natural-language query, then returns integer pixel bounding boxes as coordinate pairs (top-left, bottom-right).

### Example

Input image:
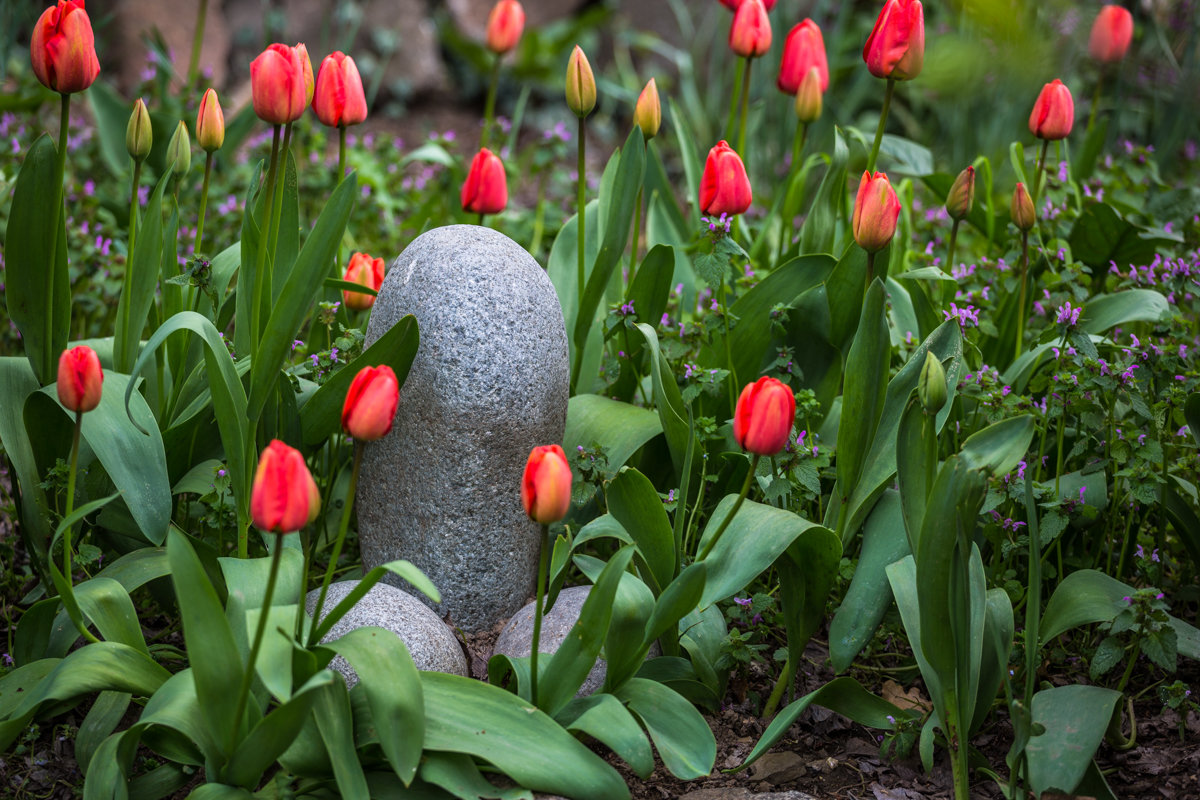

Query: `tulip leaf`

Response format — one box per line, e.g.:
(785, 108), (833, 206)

(635, 324), (690, 480)
(114, 169), (171, 374)
(1185, 393), (1200, 447)
(271, 151), (301, 302)
(0, 357), (51, 583)
(419, 751), (531, 799)
(644, 562), (706, 646)
(1068, 203), (1166, 272)
(565, 394), (662, 476)
(1026, 685), (1123, 797)
(959, 415), (1036, 477)
(1077, 288), (1170, 334)
(799, 126), (849, 255)
(75, 690), (131, 775)
(606, 467), (675, 593)
(615, 678), (716, 780)
(309, 559), (439, 646)
(557, 694), (655, 779)
(322, 277), (379, 297)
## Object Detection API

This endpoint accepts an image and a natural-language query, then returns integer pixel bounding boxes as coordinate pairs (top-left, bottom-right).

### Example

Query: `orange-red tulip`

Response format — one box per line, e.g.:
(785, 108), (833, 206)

(313, 52), (368, 128)
(30, 0), (100, 94)
(342, 252), (385, 311)
(793, 66), (823, 123)
(699, 140), (752, 217)
(296, 43), (315, 105)
(863, 0), (924, 80)
(57, 345), (102, 413)
(1028, 79), (1075, 140)
(720, 0), (777, 10)
(461, 148), (508, 215)
(251, 440), (320, 533)
(852, 171), (901, 253)
(778, 19), (828, 93)
(729, 0), (772, 59)
(250, 43), (307, 125)
(486, 0), (525, 54)
(342, 365), (400, 441)
(196, 88), (225, 152)
(733, 377), (796, 456)
(521, 445), (572, 524)
(1089, 5), (1133, 63)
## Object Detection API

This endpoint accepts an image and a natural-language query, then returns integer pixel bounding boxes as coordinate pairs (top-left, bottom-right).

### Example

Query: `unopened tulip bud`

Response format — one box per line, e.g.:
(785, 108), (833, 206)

(126, 98), (152, 162)
(31, 0), (100, 95)
(486, 0), (525, 54)
(729, 0), (772, 59)
(1011, 182), (1036, 231)
(1089, 5), (1134, 64)
(918, 351), (947, 414)
(166, 120), (191, 179)
(522, 444), (573, 524)
(1029, 79), (1074, 141)
(852, 171), (901, 253)
(251, 440), (319, 533)
(196, 88), (225, 152)
(565, 45), (596, 118)
(734, 377), (797, 456)
(342, 365), (400, 441)
(296, 43), (315, 105)
(794, 66), (823, 123)
(634, 78), (661, 140)
(57, 345), (103, 413)
(945, 165), (975, 221)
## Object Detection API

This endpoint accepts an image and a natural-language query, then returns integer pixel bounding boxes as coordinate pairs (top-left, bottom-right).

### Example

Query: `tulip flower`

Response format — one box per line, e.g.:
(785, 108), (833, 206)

(461, 148), (508, 217)
(634, 78), (661, 140)
(196, 88), (225, 152)
(1029, 79), (1074, 141)
(486, 0), (525, 54)
(852, 171), (901, 254)
(1011, 182), (1035, 232)
(296, 43), (315, 105)
(793, 66), (823, 124)
(313, 52), (368, 129)
(30, 0), (100, 95)
(251, 440), (320, 533)
(699, 140), (752, 217)
(733, 377), (796, 456)
(521, 445), (573, 525)
(919, 352), (947, 414)
(720, 0), (776, 10)
(250, 43), (308, 125)
(166, 120), (191, 180)
(863, 0), (924, 81)
(342, 365), (400, 441)
(1089, 5), (1134, 63)
(729, 0), (772, 59)
(778, 19), (828, 94)
(126, 99), (152, 163)
(57, 345), (103, 413)
(342, 252), (386, 311)
(565, 45), (596, 118)
(945, 166), (975, 222)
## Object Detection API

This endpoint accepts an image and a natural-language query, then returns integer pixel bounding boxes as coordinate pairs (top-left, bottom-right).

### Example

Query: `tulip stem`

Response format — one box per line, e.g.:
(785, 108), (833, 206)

(187, 0), (209, 88)
(866, 79), (895, 175)
(865, 250), (876, 290)
(195, 152), (213, 259)
(726, 58), (745, 141)
(1031, 139), (1049, 209)
(782, 124), (808, 260)
(44, 93), (71, 383)
(719, 279), (739, 411)
(335, 125), (347, 276)
(697, 454), (759, 561)
(270, 123), (293, 269)
(129, 159), (143, 255)
(1015, 230), (1029, 361)
(59, 410), (100, 644)
(250, 126), (282, 353)
(1087, 71), (1105, 136)
(570, 116), (587, 393)
(627, 185), (643, 290)
(230, 529), (285, 754)
(482, 53), (502, 150)
(736, 57), (752, 159)
(530, 523), (550, 706)
(308, 442), (363, 647)
(944, 219), (959, 277)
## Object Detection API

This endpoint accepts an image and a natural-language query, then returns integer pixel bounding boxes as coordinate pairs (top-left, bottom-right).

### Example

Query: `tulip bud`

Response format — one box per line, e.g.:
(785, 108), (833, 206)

(729, 0), (772, 59)
(296, 43), (315, 105)
(313, 52), (368, 128)
(863, 0), (925, 81)
(126, 98), (152, 162)
(852, 171), (901, 253)
(565, 45), (597, 118)
(166, 121), (191, 179)
(945, 165), (975, 221)
(1011, 182), (1036, 231)
(342, 252), (386, 311)
(251, 440), (319, 533)
(733, 377), (797, 456)
(30, 0), (101, 95)
(196, 88), (225, 152)
(793, 66), (823, 124)
(461, 148), (508, 216)
(918, 351), (947, 414)
(699, 140), (753, 217)
(342, 365), (400, 441)
(778, 19), (828, 94)
(634, 78), (661, 140)
(1089, 5), (1134, 63)
(57, 345), (103, 413)
(250, 43), (307, 125)
(521, 444), (573, 524)
(1029, 79), (1075, 141)
(486, 0), (525, 55)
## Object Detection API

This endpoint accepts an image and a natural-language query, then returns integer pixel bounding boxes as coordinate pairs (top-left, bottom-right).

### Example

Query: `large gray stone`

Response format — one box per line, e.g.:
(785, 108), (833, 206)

(358, 225), (569, 632)
(305, 581), (467, 686)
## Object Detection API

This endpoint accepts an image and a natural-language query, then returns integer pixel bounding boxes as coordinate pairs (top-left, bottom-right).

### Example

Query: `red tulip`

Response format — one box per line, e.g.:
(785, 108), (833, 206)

(251, 440), (320, 533)
(250, 44), (307, 125)
(342, 252), (386, 311)
(313, 52), (368, 128)
(1089, 6), (1134, 63)
(733, 377), (796, 456)
(196, 88), (225, 153)
(30, 0), (100, 94)
(486, 0), (525, 54)
(521, 445), (572, 524)
(1028, 79), (1075, 140)
(720, 0), (777, 10)
(863, 0), (924, 81)
(729, 0), (772, 59)
(852, 171), (901, 253)
(699, 140), (752, 217)
(461, 148), (508, 215)
(57, 345), (103, 413)
(342, 365), (400, 441)
(778, 19), (828, 94)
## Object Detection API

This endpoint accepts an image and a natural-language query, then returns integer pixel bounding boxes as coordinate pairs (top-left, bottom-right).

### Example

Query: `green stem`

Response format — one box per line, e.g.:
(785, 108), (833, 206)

(269, 123), (293, 267)
(230, 530), (285, 753)
(1115, 639), (1142, 696)
(725, 58), (745, 141)
(576, 114), (587, 313)
(866, 79), (895, 175)
(129, 159), (143, 255)
(781, 123), (808, 260)
(1086, 70), (1105, 136)
(719, 278), (738, 411)
(865, 250), (876, 290)
(736, 57), (752, 159)
(186, 0), (209, 87)
(481, 53), (502, 150)
(195, 153), (212, 258)
(628, 184), (644, 291)
(762, 655), (794, 718)
(530, 523), (550, 705)
(945, 219), (960, 276)
(45, 93), (71, 382)
(308, 442), (363, 646)
(697, 454), (759, 561)
(1031, 139), (1050, 209)
(949, 727), (971, 800)
(62, 411), (82, 583)
(335, 125), (346, 276)
(250, 126), (282, 354)
(1015, 231), (1029, 362)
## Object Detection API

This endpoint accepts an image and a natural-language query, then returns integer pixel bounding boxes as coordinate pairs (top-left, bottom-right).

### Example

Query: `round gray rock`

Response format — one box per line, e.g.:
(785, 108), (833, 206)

(305, 581), (467, 686)
(357, 225), (569, 632)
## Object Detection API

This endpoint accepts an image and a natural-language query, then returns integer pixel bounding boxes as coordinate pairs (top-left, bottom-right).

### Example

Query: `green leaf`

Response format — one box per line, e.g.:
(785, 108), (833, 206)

(959, 415), (1035, 476)
(1185, 393), (1200, 447)
(75, 691), (131, 775)
(625, 245), (676, 335)
(635, 323), (690, 479)
(71, 576), (149, 655)
(799, 127), (848, 254)
(895, 399), (935, 550)
(1026, 685), (1122, 797)
(1077, 289), (1170, 335)
(616, 678), (715, 780)
(419, 751), (531, 799)
(323, 277), (379, 297)
(603, 572), (657, 692)
(606, 468), (674, 593)
(309, 560), (439, 645)
(0, 358), (50, 579)
(557, 694), (654, 778)
(420, 672), (630, 800)
(878, 134), (933, 176)
(113, 169), (171, 374)
(564, 394), (662, 474)
(644, 563), (706, 646)
(1090, 636), (1125, 679)
(1067, 203), (1164, 272)
(971, 588), (1014, 735)
(313, 677), (370, 798)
